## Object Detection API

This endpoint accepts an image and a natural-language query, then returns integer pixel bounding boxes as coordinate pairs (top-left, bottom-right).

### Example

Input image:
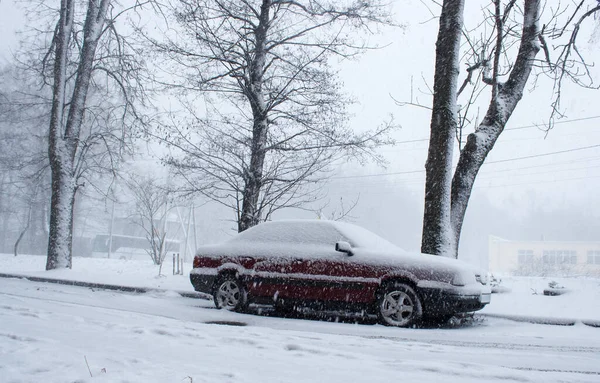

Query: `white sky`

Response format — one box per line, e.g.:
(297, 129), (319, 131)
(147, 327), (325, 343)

(1, 0), (599, 258)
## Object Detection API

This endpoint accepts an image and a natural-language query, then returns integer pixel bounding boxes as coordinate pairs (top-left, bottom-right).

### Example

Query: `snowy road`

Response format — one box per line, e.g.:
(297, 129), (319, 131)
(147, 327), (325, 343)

(1, 278), (599, 383)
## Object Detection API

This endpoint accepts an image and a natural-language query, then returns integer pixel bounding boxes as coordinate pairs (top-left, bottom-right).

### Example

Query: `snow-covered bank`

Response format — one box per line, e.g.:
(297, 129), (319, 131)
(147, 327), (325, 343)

(0, 253), (193, 291)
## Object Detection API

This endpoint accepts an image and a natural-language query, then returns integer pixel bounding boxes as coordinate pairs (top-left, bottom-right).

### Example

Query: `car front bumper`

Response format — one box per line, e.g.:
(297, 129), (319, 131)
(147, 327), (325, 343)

(418, 282), (491, 316)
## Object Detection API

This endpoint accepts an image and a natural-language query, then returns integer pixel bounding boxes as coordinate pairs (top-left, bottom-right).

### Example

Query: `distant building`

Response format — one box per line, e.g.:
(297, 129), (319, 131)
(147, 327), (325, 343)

(488, 236), (600, 277)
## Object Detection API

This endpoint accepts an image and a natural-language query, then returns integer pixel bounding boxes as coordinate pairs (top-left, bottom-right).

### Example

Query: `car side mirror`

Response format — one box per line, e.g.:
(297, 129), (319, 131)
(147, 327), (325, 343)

(335, 241), (353, 256)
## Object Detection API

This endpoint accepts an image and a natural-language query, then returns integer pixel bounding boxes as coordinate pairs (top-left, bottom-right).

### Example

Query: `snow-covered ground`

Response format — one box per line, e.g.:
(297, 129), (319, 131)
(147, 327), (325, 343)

(1, 253), (599, 382)
(483, 276), (600, 322)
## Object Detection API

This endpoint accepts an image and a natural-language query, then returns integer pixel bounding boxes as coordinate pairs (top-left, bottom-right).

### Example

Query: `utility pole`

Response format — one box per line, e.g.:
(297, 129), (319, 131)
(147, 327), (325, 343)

(107, 197), (115, 259)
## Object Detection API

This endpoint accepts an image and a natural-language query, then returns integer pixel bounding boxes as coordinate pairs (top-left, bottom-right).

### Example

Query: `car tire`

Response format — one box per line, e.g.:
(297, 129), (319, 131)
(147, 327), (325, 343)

(377, 282), (422, 327)
(213, 275), (248, 312)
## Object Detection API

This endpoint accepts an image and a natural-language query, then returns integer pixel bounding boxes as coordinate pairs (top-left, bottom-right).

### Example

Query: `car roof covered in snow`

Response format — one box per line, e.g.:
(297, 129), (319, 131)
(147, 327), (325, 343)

(228, 219), (397, 251)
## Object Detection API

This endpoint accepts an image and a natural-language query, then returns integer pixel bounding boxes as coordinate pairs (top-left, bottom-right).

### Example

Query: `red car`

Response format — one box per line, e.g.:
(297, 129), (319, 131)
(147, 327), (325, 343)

(190, 220), (490, 327)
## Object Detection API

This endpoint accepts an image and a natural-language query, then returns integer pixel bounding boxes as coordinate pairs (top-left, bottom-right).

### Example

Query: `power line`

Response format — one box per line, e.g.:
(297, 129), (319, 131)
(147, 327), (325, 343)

(504, 115), (600, 131)
(473, 174), (600, 190)
(334, 156), (600, 184)
(332, 169), (424, 180)
(323, 172), (600, 198)
(331, 144), (600, 180)
(391, 114), (600, 145)
(477, 156), (600, 175)
(486, 144), (600, 165)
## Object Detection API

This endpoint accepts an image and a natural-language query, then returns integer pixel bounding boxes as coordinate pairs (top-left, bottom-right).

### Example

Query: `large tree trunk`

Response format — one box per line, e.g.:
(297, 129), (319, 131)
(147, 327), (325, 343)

(421, 0), (465, 257)
(238, 0), (271, 233)
(46, 0), (75, 269)
(46, 163), (77, 268)
(239, 117), (268, 232)
(46, 0), (110, 269)
(449, 0), (541, 256)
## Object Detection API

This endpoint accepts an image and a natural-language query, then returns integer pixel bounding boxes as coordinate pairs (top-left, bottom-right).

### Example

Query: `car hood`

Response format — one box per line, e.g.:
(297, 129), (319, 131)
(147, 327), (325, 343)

(352, 247), (483, 285)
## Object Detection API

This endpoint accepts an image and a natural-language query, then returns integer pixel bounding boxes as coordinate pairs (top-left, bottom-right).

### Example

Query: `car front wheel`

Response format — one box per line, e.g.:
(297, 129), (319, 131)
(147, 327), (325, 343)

(377, 282), (422, 327)
(213, 275), (248, 312)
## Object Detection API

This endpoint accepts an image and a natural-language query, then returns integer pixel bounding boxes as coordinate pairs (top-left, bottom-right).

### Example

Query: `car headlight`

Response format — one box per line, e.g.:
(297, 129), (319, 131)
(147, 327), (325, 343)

(451, 273), (467, 286)
(451, 270), (479, 286)
(475, 273), (487, 285)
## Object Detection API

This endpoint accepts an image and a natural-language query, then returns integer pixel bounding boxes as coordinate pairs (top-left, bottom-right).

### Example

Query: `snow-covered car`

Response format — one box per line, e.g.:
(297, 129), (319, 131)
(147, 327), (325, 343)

(190, 220), (491, 327)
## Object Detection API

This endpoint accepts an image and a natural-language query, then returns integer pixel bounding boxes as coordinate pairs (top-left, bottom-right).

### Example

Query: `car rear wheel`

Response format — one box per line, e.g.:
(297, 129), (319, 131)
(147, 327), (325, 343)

(213, 275), (248, 312)
(377, 282), (422, 327)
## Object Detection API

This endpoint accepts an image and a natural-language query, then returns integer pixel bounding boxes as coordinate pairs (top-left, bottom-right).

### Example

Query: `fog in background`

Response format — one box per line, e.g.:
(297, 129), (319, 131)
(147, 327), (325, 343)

(1, 0), (599, 268)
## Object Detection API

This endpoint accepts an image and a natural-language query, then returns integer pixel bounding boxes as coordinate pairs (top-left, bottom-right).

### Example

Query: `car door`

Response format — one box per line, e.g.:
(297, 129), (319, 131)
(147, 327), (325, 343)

(249, 252), (308, 300)
(248, 224), (376, 303)
(247, 223), (343, 301)
(295, 253), (379, 303)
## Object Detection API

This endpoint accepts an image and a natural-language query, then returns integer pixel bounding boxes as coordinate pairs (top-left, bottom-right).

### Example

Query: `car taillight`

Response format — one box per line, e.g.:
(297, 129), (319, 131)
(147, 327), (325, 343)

(193, 255), (201, 268)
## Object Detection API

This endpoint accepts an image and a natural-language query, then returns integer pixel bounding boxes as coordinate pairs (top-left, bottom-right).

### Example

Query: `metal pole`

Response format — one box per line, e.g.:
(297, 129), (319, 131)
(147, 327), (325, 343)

(184, 206), (193, 263)
(192, 205), (198, 250)
(176, 206), (188, 262)
(107, 198), (115, 259)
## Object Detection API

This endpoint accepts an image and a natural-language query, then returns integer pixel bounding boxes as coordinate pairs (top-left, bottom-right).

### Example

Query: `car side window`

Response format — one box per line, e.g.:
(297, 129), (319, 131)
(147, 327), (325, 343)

(232, 223), (349, 247)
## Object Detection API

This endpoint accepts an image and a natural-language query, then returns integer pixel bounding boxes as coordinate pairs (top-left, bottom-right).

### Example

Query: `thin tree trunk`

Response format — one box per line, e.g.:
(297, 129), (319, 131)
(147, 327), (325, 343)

(239, 0), (271, 232)
(14, 206), (33, 257)
(421, 0), (465, 257)
(450, 0), (541, 256)
(0, 174), (6, 252)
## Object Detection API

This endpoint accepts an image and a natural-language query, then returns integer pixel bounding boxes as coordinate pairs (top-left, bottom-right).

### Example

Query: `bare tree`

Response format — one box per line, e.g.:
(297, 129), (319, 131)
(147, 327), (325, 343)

(126, 176), (170, 274)
(14, 0), (149, 269)
(315, 196), (359, 222)
(0, 66), (51, 256)
(421, 0), (600, 258)
(148, 0), (396, 232)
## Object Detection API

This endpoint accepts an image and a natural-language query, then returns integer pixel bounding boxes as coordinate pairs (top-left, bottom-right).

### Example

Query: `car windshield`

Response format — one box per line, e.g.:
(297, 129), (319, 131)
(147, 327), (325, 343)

(331, 221), (398, 251)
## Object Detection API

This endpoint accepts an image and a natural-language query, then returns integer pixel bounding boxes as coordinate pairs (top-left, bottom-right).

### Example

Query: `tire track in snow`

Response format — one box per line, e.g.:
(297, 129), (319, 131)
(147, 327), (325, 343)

(361, 334), (600, 354)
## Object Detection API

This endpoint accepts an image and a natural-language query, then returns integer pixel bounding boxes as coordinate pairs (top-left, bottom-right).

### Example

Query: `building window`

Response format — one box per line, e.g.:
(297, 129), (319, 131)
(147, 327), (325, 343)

(587, 250), (600, 265)
(518, 249), (534, 264)
(543, 250), (578, 265)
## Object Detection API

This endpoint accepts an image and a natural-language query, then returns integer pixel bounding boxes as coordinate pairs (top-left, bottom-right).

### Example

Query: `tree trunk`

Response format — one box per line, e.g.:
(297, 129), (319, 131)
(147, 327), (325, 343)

(46, 0), (110, 269)
(238, 0), (271, 232)
(449, 0), (541, 256)
(421, 0), (465, 257)
(239, 117), (268, 232)
(14, 206), (32, 257)
(46, 0), (75, 270)
(46, 166), (77, 268)
(0, 174), (6, 252)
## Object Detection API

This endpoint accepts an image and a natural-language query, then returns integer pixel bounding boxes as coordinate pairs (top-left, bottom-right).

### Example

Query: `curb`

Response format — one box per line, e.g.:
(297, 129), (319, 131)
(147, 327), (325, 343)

(0, 272), (210, 300)
(481, 313), (600, 328)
